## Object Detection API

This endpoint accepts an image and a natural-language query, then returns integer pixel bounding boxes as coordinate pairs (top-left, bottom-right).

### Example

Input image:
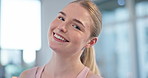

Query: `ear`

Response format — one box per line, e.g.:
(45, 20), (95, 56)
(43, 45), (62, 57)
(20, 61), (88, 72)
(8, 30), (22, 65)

(85, 37), (98, 48)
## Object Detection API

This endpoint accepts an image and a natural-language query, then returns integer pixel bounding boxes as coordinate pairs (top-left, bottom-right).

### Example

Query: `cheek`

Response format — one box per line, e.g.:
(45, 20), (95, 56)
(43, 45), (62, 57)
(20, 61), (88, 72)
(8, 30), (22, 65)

(50, 20), (57, 30)
(48, 19), (60, 35)
(48, 20), (57, 40)
(72, 34), (88, 46)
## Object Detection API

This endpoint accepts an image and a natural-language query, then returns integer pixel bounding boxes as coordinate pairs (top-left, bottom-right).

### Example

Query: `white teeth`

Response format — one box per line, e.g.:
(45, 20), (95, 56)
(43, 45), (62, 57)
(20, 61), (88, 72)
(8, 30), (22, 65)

(54, 34), (65, 41)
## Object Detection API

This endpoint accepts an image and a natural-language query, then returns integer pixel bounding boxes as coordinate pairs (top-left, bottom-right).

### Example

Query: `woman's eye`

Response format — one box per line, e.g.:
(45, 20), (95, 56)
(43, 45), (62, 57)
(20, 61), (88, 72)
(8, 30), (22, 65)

(72, 25), (81, 30)
(58, 17), (65, 21)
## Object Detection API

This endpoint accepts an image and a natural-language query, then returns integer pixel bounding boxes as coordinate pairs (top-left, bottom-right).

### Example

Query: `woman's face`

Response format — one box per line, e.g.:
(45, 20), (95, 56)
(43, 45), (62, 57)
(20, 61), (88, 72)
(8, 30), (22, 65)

(48, 3), (96, 56)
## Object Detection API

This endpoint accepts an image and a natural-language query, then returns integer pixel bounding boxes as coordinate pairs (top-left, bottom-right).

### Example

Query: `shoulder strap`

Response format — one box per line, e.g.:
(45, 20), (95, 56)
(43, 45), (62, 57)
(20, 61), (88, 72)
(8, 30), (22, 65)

(35, 65), (46, 78)
(77, 67), (90, 78)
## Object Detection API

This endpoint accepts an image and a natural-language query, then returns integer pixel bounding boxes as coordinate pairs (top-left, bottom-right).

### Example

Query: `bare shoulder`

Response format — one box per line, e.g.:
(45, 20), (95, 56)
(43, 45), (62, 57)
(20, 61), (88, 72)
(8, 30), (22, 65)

(87, 71), (103, 78)
(18, 67), (38, 78)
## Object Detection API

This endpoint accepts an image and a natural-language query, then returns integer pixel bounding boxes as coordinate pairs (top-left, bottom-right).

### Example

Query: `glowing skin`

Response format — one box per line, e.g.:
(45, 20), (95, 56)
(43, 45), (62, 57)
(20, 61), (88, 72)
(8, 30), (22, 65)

(48, 3), (96, 58)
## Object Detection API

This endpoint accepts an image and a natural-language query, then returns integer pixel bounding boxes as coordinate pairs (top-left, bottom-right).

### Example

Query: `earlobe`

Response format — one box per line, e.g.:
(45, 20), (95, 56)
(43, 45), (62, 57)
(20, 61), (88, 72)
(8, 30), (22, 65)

(85, 37), (98, 48)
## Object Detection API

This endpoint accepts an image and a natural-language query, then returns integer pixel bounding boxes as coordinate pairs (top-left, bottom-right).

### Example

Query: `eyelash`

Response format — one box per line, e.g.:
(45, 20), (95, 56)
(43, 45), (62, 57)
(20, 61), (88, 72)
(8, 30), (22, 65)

(58, 16), (81, 31)
(72, 25), (81, 30)
(58, 16), (65, 21)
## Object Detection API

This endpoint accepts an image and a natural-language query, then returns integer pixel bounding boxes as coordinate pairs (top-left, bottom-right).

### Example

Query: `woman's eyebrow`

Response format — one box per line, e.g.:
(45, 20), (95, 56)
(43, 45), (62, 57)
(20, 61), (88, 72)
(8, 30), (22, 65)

(59, 11), (85, 28)
(59, 11), (66, 16)
(73, 19), (85, 28)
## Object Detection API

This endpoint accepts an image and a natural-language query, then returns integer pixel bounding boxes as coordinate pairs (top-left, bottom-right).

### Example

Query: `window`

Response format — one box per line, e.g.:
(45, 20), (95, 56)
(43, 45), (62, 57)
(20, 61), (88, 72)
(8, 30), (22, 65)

(0, 0), (41, 77)
(1, 0), (41, 50)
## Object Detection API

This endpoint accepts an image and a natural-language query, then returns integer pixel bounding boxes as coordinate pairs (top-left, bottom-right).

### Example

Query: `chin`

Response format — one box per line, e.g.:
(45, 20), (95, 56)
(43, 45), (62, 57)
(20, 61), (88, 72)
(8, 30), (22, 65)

(49, 43), (61, 52)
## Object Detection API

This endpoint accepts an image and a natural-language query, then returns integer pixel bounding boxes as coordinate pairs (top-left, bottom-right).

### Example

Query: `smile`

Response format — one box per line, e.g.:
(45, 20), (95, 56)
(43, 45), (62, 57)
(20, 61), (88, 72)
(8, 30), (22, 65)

(53, 33), (69, 42)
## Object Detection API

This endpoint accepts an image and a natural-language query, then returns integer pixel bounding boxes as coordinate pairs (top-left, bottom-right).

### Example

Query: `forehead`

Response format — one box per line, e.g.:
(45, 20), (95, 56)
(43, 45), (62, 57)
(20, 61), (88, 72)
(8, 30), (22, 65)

(61, 3), (93, 27)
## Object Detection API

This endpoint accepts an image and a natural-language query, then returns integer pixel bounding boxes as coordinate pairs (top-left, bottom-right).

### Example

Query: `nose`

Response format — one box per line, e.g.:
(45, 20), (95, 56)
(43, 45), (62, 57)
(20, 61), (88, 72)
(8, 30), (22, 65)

(57, 22), (68, 33)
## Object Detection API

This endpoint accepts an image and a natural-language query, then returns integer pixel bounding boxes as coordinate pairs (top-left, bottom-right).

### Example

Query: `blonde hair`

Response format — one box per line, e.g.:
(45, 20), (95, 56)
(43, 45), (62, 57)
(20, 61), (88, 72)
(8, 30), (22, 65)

(71, 0), (102, 75)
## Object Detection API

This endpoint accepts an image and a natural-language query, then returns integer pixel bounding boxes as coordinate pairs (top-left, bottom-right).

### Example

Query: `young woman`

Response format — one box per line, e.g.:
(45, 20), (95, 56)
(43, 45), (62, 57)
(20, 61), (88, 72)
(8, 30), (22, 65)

(19, 0), (102, 78)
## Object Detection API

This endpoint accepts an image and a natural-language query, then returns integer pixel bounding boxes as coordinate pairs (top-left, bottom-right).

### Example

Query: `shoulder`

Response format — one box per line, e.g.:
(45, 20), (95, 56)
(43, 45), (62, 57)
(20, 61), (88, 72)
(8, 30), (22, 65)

(87, 71), (103, 78)
(18, 67), (39, 78)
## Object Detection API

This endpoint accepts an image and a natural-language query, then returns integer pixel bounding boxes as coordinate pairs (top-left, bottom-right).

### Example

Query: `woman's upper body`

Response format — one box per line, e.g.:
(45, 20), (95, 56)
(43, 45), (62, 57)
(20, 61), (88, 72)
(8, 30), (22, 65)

(19, 65), (102, 78)
(19, 0), (102, 78)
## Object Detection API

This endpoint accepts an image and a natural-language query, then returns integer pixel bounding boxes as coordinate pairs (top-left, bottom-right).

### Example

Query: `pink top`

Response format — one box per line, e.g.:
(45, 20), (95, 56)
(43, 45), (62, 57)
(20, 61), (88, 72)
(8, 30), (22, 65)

(19, 65), (91, 78)
(18, 65), (102, 78)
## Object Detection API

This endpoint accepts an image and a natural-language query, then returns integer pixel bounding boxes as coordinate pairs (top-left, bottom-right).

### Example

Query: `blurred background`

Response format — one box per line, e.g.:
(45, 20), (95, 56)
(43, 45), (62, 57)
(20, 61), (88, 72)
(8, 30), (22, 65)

(0, 0), (147, 78)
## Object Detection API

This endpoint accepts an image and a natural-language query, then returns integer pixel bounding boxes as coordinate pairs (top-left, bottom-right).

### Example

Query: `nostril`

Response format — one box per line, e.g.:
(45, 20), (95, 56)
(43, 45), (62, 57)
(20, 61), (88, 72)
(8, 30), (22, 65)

(58, 26), (67, 33)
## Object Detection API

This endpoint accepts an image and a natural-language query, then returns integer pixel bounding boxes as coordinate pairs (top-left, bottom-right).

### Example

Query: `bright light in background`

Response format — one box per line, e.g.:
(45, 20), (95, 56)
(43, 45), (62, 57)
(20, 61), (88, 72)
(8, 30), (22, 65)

(23, 49), (36, 64)
(1, 0), (41, 50)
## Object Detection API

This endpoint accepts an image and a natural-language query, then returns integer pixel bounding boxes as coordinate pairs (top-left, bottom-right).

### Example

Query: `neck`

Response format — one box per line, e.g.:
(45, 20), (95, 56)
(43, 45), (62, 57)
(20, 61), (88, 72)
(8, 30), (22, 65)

(43, 52), (84, 78)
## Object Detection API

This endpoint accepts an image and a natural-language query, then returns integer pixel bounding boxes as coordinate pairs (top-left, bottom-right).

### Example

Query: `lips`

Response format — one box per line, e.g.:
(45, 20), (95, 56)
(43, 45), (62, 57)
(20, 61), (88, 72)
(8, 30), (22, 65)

(53, 32), (69, 42)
